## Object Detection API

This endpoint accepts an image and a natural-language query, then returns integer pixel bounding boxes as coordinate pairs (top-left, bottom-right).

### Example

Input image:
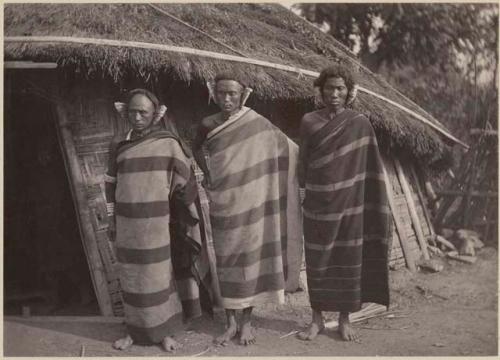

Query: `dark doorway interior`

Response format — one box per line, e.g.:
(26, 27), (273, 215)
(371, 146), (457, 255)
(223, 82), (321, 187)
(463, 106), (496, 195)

(4, 85), (99, 315)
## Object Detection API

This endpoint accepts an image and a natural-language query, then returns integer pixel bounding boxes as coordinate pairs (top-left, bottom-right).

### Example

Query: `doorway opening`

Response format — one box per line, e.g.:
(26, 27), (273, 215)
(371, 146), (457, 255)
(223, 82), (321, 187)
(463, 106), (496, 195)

(4, 85), (99, 315)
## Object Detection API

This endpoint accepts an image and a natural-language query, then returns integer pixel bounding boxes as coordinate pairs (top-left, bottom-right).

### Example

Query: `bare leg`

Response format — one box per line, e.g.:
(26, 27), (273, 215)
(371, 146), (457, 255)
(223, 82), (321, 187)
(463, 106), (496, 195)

(161, 336), (183, 352)
(113, 334), (133, 350)
(338, 312), (359, 342)
(239, 307), (256, 345)
(214, 309), (238, 346)
(298, 309), (324, 341)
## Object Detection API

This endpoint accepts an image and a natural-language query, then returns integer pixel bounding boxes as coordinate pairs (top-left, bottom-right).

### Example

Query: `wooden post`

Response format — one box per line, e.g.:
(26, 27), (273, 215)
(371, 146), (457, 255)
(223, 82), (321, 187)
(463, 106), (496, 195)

(463, 147), (480, 227)
(394, 159), (430, 260)
(54, 103), (114, 316)
(381, 159), (416, 272)
(410, 165), (436, 245)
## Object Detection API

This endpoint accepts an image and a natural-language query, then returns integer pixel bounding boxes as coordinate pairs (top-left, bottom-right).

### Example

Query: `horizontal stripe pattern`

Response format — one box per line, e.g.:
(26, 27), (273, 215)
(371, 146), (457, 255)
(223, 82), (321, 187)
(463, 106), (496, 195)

(208, 129), (278, 181)
(115, 217), (172, 249)
(118, 156), (190, 179)
(216, 241), (282, 268)
(219, 272), (285, 299)
(113, 132), (202, 344)
(310, 136), (376, 169)
(306, 171), (385, 192)
(305, 237), (363, 250)
(212, 157), (288, 190)
(302, 109), (390, 312)
(116, 201), (170, 218)
(212, 213), (281, 256)
(123, 284), (175, 308)
(217, 255), (283, 282)
(203, 109), (294, 306)
(116, 245), (170, 264)
(303, 203), (390, 221)
(210, 196), (286, 230)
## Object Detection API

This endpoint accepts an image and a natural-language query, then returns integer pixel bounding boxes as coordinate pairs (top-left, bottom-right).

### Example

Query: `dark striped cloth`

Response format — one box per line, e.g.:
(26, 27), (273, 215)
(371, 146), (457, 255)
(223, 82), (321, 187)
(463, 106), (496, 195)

(302, 109), (391, 313)
(105, 129), (207, 344)
(200, 107), (302, 309)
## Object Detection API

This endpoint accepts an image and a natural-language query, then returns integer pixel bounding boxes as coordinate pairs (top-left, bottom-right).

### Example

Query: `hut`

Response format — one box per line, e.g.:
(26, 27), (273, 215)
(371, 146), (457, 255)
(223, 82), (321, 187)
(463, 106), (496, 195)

(4, 3), (466, 316)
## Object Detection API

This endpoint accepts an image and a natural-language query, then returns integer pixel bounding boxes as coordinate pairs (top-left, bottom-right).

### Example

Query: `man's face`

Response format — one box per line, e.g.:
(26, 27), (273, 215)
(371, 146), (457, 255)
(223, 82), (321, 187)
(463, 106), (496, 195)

(127, 94), (155, 131)
(322, 77), (348, 113)
(215, 80), (244, 116)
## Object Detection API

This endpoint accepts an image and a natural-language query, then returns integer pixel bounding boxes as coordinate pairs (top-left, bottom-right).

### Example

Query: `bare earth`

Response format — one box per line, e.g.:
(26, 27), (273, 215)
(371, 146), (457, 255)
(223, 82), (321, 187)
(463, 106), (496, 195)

(4, 247), (498, 357)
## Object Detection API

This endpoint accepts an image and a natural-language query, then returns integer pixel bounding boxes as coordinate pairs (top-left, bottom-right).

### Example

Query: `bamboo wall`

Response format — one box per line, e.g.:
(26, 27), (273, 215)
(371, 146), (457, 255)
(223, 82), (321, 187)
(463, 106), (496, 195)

(384, 156), (433, 270)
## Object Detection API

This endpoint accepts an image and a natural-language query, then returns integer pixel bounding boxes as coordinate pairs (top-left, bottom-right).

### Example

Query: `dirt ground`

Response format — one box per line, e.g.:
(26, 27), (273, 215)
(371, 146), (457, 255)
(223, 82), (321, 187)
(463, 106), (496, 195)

(4, 246), (498, 357)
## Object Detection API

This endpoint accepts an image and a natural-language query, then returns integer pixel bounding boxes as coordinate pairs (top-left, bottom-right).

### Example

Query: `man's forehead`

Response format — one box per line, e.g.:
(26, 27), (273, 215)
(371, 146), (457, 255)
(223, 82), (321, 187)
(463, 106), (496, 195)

(216, 79), (244, 90)
(325, 77), (346, 86)
(129, 94), (155, 108)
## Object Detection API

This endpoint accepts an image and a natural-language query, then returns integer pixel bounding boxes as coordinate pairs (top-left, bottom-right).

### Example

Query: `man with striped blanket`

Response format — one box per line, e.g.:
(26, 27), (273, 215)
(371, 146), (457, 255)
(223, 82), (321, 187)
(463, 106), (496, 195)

(193, 73), (301, 346)
(105, 89), (208, 352)
(298, 65), (391, 342)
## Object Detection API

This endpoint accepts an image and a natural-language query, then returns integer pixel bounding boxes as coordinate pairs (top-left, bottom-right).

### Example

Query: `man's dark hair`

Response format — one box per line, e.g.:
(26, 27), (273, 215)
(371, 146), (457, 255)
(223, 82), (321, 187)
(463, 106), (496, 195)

(125, 88), (160, 110)
(313, 65), (356, 93)
(214, 72), (248, 89)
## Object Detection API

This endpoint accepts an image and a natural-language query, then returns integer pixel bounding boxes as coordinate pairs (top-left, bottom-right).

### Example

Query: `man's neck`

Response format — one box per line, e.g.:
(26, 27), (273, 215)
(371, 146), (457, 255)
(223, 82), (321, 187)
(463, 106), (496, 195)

(131, 124), (159, 139)
(327, 107), (345, 119)
(221, 107), (243, 121)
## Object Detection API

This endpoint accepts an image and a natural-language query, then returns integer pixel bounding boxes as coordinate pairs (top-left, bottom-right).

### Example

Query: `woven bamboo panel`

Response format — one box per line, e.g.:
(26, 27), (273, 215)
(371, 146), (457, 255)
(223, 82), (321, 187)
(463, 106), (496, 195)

(63, 81), (125, 316)
(385, 157), (425, 268)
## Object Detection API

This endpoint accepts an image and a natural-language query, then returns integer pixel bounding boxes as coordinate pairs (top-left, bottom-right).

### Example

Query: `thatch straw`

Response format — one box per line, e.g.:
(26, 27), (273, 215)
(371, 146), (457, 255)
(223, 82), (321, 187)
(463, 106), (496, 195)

(4, 3), (458, 170)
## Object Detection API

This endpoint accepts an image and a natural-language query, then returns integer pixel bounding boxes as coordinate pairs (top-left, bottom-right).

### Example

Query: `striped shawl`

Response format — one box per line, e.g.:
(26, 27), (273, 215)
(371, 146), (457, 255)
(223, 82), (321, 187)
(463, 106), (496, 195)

(201, 108), (302, 309)
(302, 109), (391, 313)
(106, 130), (207, 344)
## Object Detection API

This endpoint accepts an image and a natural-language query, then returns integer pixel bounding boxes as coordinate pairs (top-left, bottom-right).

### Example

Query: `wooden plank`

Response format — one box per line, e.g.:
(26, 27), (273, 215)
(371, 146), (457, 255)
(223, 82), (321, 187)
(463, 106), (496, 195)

(4, 35), (469, 149)
(410, 165), (436, 243)
(54, 103), (114, 316)
(381, 159), (417, 272)
(394, 159), (430, 260)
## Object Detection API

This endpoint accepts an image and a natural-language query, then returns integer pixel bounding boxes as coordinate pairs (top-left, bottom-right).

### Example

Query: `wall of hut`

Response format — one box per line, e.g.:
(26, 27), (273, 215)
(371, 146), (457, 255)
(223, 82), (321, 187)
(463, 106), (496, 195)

(7, 70), (435, 316)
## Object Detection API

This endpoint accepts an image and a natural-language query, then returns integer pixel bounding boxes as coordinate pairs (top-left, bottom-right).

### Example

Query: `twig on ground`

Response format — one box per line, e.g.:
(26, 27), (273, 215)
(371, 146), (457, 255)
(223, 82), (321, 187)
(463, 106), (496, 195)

(325, 303), (387, 329)
(360, 325), (411, 331)
(280, 330), (299, 339)
(416, 285), (449, 300)
(191, 347), (211, 357)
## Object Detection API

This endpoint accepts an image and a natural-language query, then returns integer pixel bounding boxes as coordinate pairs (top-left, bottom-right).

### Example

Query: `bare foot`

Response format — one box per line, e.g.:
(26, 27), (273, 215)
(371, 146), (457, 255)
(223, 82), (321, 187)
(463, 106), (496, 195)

(214, 324), (238, 346)
(338, 312), (360, 342)
(215, 309), (238, 346)
(113, 335), (133, 350)
(161, 336), (182, 352)
(298, 309), (324, 341)
(298, 322), (325, 340)
(239, 321), (255, 345)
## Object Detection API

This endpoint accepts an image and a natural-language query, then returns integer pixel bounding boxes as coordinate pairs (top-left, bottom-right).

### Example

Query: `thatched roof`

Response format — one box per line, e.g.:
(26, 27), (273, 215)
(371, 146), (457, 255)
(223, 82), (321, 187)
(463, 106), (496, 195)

(4, 3), (462, 170)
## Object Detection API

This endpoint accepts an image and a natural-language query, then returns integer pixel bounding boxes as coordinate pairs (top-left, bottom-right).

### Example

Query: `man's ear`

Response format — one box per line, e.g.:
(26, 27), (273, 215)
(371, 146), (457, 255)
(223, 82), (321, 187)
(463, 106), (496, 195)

(153, 105), (168, 124)
(114, 102), (128, 120)
(206, 81), (216, 104)
(241, 88), (253, 107)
